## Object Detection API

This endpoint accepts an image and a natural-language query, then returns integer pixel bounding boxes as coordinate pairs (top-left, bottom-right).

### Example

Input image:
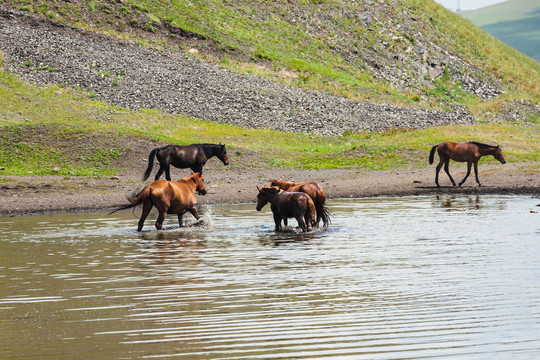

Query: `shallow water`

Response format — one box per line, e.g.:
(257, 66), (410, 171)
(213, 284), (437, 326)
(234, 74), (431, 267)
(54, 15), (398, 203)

(0, 195), (539, 359)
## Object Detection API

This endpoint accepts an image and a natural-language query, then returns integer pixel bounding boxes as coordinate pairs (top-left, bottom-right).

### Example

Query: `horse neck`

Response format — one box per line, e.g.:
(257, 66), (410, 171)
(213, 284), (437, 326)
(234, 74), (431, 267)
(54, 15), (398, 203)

(262, 190), (279, 202)
(178, 176), (198, 191)
(201, 144), (217, 159)
(476, 145), (497, 156)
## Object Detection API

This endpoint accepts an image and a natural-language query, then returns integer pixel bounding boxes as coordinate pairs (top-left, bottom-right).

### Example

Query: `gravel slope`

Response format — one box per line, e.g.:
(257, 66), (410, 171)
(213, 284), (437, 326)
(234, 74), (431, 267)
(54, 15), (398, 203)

(0, 9), (476, 136)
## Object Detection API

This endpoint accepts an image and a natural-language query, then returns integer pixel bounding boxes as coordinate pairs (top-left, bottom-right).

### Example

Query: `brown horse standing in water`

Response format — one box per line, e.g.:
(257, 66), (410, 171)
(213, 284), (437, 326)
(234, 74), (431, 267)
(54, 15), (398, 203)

(270, 179), (330, 227)
(143, 143), (229, 181)
(256, 186), (317, 232)
(111, 172), (207, 231)
(429, 141), (506, 187)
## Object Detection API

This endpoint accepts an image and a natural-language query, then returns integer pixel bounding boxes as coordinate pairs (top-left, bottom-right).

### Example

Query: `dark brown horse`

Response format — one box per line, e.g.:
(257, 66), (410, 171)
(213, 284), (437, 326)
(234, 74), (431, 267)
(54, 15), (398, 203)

(256, 186), (317, 232)
(270, 179), (330, 227)
(429, 141), (506, 187)
(111, 172), (207, 231)
(143, 143), (229, 181)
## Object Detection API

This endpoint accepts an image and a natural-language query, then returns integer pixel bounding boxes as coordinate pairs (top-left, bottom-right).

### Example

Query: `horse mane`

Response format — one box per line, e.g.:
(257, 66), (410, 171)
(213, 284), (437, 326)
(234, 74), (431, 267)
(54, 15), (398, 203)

(468, 141), (496, 149)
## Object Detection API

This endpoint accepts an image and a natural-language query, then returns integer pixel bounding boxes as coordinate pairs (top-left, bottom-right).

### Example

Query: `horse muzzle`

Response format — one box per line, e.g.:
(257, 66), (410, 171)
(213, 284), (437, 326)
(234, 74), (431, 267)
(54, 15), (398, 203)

(199, 189), (207, 195)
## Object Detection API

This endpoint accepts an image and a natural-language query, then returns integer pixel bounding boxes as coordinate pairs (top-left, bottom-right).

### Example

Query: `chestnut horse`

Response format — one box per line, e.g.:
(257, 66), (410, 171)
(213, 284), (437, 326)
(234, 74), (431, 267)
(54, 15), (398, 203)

(111, 172), (207, 231)
(256, 186), (317, 232)
(429, 141), (506, 187)
(270, 179), (330, 227)
(143, 143), (229, 181)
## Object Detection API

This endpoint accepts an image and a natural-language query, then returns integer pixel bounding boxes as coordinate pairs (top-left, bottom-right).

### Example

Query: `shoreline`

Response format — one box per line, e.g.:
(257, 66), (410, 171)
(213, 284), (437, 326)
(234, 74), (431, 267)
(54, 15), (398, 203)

(1, 163), (538, 216)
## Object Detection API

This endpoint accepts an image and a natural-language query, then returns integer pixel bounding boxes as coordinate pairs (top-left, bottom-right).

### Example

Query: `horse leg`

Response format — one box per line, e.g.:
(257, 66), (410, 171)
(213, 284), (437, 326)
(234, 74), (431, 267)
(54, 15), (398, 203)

(191, 165), (203, 174)
(154, 166), (165, 181)
(273, 213), (282, 232)
(459, 162), (472, 187)
(443, 160), (457, 186)
(435, 161), (443, 187)
(164, 165), (172, 181)
(303, 212), (313, 232)
(296, 216), (307, 232)
(155, 211), (166, 230)
(177, 213), (184, 227)
(474, 161), (482, 186)
(188, 207), (200, 220)
(138, 200), (153, 232)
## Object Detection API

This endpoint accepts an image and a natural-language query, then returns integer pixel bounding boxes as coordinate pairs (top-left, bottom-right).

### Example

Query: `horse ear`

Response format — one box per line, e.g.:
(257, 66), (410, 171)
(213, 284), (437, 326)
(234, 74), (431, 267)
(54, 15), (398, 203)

(257, 186), (261, 191)
(191, 170), (195, 175)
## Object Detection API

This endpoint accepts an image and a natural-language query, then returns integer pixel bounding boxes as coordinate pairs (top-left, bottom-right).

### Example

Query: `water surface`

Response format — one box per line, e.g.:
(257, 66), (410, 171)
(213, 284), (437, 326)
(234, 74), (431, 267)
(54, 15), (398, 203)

(1, 195), (539, 359)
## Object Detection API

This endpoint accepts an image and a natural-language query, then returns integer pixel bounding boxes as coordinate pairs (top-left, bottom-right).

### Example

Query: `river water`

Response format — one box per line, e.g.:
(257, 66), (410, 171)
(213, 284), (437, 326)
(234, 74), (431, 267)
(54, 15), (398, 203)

(0, 195), (539, 359)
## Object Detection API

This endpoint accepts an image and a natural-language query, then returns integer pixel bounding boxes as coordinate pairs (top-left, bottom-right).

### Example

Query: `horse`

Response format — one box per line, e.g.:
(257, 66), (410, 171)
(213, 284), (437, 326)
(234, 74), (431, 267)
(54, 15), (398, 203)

(143, 143), (229, 181)
(111, 172), (207, 232)
(429, 141), (506, 187)
(269, 179), (330, 227)
(256, 186), (317, 232)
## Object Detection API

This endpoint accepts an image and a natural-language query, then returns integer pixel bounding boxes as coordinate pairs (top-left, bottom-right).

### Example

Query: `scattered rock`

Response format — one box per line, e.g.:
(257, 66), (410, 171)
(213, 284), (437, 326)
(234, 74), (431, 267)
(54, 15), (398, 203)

(0, 9), (479, 136)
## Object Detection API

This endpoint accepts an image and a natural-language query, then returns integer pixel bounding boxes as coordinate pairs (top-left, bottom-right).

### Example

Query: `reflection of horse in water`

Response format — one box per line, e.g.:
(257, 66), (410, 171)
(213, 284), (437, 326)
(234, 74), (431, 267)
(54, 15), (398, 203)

(429, 141), (506, 187)
(270, 179), (330, 227)
(111, 172), (206, 231)
(256, 186), (317, 232)
(143, 143), (229, 181)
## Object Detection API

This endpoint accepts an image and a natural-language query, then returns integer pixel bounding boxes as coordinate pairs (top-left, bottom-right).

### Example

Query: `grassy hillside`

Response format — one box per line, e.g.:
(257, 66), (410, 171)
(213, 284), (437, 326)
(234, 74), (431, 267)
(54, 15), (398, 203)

(2, 0), (539, 112)
(461, 0), (540, 62)
(0, 0), (538, 177)
(1, 64), (538, 177)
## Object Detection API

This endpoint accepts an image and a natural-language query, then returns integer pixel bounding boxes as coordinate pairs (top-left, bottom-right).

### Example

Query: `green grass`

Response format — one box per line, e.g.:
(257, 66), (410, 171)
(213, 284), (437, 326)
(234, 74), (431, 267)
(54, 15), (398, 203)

(0, 1), (538, 177)
(1, 67), (538, 176)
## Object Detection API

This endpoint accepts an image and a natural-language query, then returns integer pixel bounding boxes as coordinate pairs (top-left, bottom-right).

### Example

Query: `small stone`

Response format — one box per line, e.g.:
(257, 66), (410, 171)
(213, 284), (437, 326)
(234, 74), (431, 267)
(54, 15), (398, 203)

(52, 167), (60, 173)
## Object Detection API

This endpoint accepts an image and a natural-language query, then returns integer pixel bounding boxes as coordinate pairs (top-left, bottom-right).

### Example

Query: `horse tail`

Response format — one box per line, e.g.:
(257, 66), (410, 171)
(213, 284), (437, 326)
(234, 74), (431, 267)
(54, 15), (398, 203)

(315, 189), (331, 227)
(429, 145), (438, 165)
(109, 186), (149, 214)
(142, 148), (159, 181)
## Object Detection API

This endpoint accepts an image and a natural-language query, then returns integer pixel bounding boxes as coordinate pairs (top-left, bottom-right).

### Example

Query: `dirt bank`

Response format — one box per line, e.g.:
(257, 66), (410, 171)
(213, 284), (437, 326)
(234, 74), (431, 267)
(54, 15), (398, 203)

(1, 161), (537, 216)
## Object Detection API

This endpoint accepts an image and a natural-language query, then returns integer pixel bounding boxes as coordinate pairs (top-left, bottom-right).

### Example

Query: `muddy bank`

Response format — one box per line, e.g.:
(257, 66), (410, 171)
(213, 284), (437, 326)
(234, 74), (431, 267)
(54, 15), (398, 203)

(1, 163), (537, 216)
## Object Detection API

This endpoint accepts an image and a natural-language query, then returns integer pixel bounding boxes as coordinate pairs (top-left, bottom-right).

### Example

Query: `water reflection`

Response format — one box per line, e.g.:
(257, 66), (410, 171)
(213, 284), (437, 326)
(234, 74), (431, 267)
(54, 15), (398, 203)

(433, 195), (508, 212)
(0, 195), (539, 360)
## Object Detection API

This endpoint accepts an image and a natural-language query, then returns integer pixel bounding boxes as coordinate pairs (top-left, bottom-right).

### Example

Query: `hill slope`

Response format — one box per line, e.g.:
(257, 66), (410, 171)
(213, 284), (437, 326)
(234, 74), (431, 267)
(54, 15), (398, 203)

(1, 0), (539, 121)
(461, 0), (540, 62)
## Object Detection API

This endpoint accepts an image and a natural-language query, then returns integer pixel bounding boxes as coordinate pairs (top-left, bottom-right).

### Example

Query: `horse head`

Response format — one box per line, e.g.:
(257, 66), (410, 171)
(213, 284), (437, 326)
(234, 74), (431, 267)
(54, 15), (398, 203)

(192, 172), (207, 195)
(217, 144), (229, 166)
(256, 186), (279, 211)
(494, 145), (506, 164)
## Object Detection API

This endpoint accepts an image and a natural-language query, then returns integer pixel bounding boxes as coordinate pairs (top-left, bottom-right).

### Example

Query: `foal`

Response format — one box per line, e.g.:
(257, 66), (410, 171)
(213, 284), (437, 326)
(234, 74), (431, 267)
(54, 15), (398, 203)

(429, 141), (506, 187)
(270, 179), (330, 227)
(256, 186), (317, 232)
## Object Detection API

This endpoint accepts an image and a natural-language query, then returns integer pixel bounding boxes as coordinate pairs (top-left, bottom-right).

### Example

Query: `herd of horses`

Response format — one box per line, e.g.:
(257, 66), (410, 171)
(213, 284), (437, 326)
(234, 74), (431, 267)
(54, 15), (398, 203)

(112, 141), (506, 232)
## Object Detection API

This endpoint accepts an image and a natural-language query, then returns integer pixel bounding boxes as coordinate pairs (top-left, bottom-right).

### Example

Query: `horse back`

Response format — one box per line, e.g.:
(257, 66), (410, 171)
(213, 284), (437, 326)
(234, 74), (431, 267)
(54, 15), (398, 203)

(148, 180), (195, 213)
(438, 142), (479, 162)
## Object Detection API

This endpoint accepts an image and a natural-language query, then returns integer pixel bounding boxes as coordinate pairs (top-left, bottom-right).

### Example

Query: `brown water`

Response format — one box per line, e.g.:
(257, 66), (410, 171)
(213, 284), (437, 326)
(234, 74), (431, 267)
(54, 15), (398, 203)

(1, 195), (539, 359)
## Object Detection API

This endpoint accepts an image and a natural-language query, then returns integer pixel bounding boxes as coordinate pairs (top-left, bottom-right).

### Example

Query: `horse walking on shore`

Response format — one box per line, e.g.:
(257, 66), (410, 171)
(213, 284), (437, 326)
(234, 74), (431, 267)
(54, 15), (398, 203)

(256, 186), (317, 232)
(270, 179), (330, 227)
(111, 172), (207, 231)
(429, 141), (506, 187)
(143, 143), (229, 181)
